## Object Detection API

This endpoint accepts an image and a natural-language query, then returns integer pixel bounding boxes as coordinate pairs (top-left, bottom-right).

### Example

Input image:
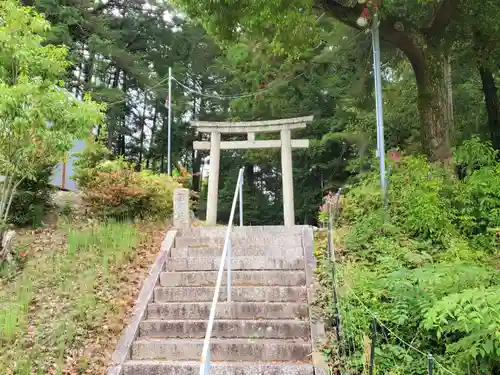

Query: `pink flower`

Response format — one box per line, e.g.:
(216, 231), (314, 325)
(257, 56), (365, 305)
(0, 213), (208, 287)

(391, 151), (401, 161)
(20, 252), (26, 257)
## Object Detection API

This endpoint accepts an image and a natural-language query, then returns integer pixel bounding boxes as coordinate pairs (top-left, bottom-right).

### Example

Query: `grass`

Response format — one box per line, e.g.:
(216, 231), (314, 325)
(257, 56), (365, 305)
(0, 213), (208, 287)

(0, 220), (165, 375)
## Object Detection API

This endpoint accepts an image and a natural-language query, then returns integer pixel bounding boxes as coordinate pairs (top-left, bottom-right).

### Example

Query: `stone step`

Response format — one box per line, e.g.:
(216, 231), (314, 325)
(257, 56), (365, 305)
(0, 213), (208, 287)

(174, 235), (301, 251)
(131, 338), (312, 361)
(139, 319), (311, 339)
(146, 302), (309, 320)
(159, 270), (306, 287)
(123, 360), (314, 375)
(182, 225), (305, 237)
(170, 246), (303, 258)
(153, 286), (307, 303)
(166, 256), (305, 271)
(123, 360), (313, 375)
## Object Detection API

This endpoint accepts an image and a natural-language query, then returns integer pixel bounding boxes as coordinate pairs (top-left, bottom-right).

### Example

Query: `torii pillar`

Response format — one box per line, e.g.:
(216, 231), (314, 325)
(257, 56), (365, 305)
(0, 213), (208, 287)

(192, 116), (313, 227)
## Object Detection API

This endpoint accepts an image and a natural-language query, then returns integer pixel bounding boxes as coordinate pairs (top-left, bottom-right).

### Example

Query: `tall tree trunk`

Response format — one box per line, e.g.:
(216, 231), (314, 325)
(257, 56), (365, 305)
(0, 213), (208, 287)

(245, 164), (255, 194)
(442, 55), (454, 141)
(107, 67), (122, 150)
(147, 100), (159, 170)
(137, 93), (147, 171)
(82, 50), (95, 93)
(412, 46), (453, 161)
(478, 65), (500, 150)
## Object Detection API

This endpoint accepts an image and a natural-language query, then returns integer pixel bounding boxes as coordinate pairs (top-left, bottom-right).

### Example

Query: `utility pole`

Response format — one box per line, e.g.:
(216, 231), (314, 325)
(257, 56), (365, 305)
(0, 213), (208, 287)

(363, 3), (387, 203)
(167, 67), (172, 175)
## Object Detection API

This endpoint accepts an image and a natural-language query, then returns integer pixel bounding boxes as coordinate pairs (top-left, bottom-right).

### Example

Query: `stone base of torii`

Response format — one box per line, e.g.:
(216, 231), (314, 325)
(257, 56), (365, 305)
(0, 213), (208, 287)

(192, 116), (313, 227)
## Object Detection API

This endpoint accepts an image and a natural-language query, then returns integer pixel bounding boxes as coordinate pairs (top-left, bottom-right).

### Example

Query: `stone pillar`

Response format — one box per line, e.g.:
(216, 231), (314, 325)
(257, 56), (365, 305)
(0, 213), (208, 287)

(173, 188), (190, 231)
(206, 131), (221, 226)
(280, 128), (295, 227)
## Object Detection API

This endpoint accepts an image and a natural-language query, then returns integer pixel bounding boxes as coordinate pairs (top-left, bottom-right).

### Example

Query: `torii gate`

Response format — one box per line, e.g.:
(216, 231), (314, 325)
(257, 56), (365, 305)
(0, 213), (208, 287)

(192, 116), (313, 227)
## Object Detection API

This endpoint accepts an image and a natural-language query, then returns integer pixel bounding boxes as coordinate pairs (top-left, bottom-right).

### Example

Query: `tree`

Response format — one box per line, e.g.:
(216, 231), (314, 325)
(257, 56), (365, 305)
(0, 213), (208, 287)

(0, 0), (103, 257)
(171, 0), (497, 161)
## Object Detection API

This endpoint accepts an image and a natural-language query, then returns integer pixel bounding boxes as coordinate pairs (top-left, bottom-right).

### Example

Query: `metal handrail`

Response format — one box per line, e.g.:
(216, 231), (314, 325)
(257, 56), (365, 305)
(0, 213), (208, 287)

(200, 167), (244, 375)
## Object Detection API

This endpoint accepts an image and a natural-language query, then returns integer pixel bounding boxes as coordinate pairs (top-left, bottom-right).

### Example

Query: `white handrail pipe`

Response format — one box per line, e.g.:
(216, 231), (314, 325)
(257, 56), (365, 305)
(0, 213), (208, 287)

(239, 173), (243, 226)
(199, 167), (244, 375)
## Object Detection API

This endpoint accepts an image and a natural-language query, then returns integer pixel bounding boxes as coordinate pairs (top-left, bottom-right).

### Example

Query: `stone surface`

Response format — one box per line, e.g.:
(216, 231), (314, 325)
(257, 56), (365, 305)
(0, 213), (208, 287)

(173, 188), (190, 230)
(182, 225), (305, 237)
(131, 338), (312, 361)
(174, 232), (302, 248)
(147, 302), (309, 320)
(159, 270), (306, 287)
(170, 245), (303, 258)
(146, 302), (309, 320)
(116, 226), (318, 375)
(123, 361), (314, 375)
(153, 286), (308, 303)
(166, 256), (305, 271)
(139, 319), (310, 339)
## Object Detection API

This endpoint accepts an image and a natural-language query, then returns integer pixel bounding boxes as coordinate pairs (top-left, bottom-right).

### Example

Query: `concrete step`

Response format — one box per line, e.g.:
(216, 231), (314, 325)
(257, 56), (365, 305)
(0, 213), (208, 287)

(159, 270), (306, 287)
(153, 286), (307, 303)
(139, 319), (311, 339)
(182, 225), (305, 237)
(123, 360), (314, 375)
(147, 302), (309, 320)
(174, 235), (302, 250)
(131, 338), (312, 361)
(170, 246), (303, 258)
(166, 256), (305, 271)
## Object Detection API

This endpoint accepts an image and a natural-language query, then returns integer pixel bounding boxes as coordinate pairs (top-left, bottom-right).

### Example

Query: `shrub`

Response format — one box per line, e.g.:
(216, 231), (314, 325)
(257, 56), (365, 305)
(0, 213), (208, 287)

(314, 146), (500, 375)
(73, 137), (110, 190)
(137, 170), (178, 218)
(81, 158), (180, 220)
(8, 165), (55, 227)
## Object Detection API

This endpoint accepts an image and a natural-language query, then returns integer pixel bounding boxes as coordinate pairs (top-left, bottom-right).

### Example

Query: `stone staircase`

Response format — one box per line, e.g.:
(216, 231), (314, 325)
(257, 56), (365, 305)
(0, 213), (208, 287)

(122, 226), (317, 375)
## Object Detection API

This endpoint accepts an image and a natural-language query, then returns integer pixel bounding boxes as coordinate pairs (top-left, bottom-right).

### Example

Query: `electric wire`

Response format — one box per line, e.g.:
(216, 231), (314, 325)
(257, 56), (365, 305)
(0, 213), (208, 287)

(171, 29), (367, 101)
(172, 72), (307, 100)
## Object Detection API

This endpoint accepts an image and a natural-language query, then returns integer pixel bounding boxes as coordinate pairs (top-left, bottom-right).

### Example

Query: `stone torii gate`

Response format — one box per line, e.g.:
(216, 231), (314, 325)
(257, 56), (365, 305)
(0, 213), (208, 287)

(192, 116), (313, 227)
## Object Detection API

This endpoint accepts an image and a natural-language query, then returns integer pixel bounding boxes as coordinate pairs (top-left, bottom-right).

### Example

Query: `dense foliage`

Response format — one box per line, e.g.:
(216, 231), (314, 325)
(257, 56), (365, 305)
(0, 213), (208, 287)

(314, 139), (500, 374)
(0, 0), (103, 233)
(75, 148), (180, 220)
(1, 0), (500, 371)
(8, 165), (55, 227)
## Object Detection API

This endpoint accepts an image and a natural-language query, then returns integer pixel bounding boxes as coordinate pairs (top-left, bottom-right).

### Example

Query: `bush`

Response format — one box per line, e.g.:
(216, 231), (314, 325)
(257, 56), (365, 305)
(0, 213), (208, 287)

(137, 169), (178, 218)
(73, 137), (110, 190)
(80, 158), (180, 220)
(315, 144), (500, 375)
(8, 165), (55, 227)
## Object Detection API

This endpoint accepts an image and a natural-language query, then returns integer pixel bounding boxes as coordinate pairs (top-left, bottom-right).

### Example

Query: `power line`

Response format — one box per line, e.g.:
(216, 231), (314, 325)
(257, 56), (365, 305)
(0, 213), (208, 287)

(105, 28), (367, 107)
(170, 30), (367, 101)
(106, 74), (171, 107)
(172, 71), (307, 100)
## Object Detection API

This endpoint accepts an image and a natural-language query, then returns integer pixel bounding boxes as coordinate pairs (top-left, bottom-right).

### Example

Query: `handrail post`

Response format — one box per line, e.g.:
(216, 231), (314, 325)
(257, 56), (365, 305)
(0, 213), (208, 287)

(226, 237), (232, 302)
(239, 173), (243, 227)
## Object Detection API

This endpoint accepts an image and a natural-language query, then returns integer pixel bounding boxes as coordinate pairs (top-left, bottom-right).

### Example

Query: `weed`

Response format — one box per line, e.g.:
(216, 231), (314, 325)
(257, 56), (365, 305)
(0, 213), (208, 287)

(0, 221), (142, 374)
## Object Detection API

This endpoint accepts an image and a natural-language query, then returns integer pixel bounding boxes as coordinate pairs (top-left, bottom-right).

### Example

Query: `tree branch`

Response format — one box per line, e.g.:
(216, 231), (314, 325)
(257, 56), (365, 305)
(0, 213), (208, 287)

(424, 0), (459, 39)
(319, 0), (426, 88)
(316, 0), (362, 30)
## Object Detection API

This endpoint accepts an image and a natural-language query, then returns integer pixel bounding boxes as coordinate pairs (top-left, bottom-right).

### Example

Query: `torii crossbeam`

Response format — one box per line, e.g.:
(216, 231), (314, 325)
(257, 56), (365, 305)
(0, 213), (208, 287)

(192, 116), (313, 227)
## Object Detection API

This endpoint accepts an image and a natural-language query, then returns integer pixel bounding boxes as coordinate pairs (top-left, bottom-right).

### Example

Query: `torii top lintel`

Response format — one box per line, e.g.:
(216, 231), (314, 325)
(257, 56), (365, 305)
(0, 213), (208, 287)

(191, 116), (313, 134)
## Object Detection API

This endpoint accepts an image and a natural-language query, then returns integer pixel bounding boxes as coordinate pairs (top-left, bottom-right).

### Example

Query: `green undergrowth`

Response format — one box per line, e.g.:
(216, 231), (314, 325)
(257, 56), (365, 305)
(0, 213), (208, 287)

(314, 138), (500, 375)
(0, 221), (140, 374)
